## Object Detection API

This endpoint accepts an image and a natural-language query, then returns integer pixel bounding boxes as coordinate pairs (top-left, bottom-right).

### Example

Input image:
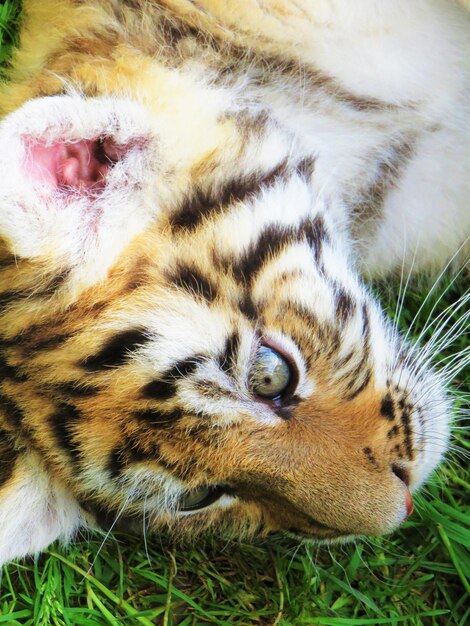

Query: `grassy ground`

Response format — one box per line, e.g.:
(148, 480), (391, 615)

(0, 0), (18, 65)
(0, 4), (468, 625)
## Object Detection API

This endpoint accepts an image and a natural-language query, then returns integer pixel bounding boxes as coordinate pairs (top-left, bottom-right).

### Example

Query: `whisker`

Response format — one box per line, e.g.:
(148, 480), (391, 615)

(87, 494), (132, 575)
(398, 240), (469, 355)
(392, 237), (421, 369)
(142, 495), (153, 566)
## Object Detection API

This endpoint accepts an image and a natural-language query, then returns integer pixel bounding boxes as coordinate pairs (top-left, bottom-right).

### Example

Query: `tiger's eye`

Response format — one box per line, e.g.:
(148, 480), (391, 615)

(249, 345), (291, 399)
(178, 486), (223, 512)
(178, 486), (211, 511)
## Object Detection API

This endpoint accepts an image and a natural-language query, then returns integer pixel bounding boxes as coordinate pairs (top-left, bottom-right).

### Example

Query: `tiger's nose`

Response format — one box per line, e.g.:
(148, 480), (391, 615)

(391, 464), (414, 518)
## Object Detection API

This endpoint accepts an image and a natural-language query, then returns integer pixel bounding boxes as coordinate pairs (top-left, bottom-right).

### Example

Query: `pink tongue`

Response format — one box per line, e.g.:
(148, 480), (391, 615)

(26, 139), (110, 191)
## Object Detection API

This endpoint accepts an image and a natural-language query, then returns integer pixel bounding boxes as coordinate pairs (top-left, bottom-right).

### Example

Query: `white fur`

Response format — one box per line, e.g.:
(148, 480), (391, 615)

(0, 452), (87, 564)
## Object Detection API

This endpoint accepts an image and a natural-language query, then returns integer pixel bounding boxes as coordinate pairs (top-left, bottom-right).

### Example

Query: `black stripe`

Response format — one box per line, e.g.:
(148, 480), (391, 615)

(157, 11), (209, 50)
(306, 516), (334, 531)
(0, 393), (24, 427)
(224, 109), (271, 138)
(232, 224), (293, 285)
(0, 253), (16, 268)
(238, 294), (258, 320)
(121, 0), (144, 7)
(336, 349), (355, 368)
(122, 258), (149, 293)
(142, 357), (202, 401)
(39, 268), (71, 297)
(301, 215), (329, 266)
(345, 369), (371, 400)
(170, 264), (218, 302)
(106, 446), (125, 479)
(295, 157), (316, 179)
(54, 382), (101, 398)
(257, 160), (290, 188)
(362, 447), (379, 468)
(335, 289), (355, 324)
(0, 428), (17, 486)
(0, 290), (22, 310)
(28, 333), (71, 352)
(380, 394), (395, 421)
(7, 319), (73, 353)
(267, 56), (389, 112)
(352, 140), (414, 224)
(161, 358), (202, 382)
(393, 443), (404, 460)
(1, 324), (44, 349)
(82, 328), (149, 371)
(343, 307), (371, 398)
(49, 403), (83, 464)
(192, 379), (238, 404)
(142, 378), (177, 401)
(401, 408), (414, 460)
(0, 270), (71, 312)
(0, 354), (28, 382)
(361, 305), (370, 340)
(218, 332), (240, 373)
(134, 408), (183, 428)
(169, 160), (290, 232)
(107, 438), (161, 479)
(169, 181), (252, 231)
(287, 303), (341, 361)
(230, 216), (329, 286)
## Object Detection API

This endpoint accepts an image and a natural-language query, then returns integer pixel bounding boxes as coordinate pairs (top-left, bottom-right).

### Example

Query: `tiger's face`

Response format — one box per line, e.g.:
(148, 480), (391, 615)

(0, 92), (450, 543)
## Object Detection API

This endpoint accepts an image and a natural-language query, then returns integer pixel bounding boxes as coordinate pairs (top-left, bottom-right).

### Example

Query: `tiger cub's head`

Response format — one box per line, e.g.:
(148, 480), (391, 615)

(0, 95), (449, 543)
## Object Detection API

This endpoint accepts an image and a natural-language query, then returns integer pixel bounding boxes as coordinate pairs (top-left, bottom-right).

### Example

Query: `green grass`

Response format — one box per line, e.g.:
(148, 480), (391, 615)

(0, 6), (468, 625)
(0, 0), (20, 65)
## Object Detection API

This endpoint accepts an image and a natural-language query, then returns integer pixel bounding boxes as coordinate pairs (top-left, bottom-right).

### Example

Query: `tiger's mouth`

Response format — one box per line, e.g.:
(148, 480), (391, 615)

(284, 526), (345, 541)
(24, 136), (130, 194)
(285, 529), (351, 543)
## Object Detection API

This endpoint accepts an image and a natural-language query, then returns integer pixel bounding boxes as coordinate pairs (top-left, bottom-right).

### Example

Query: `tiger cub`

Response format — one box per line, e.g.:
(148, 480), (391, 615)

(0, 0), (468, 564)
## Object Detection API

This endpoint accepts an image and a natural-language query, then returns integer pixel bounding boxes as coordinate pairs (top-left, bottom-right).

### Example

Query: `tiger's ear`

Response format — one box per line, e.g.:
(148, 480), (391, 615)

(0, 95), (158, 274)
(0, 436), (87, 565)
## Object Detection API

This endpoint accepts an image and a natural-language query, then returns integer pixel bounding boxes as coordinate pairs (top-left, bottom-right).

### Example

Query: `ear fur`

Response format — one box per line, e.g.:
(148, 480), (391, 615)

(0, 95), (159, 282)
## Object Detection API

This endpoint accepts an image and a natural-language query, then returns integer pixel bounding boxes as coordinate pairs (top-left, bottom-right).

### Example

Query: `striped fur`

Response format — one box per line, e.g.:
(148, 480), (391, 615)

(0, 0), (468, 563)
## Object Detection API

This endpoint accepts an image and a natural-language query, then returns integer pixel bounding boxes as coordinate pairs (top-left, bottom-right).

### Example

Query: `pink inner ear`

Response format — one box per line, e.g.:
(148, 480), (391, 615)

(25, 138), (119, 192)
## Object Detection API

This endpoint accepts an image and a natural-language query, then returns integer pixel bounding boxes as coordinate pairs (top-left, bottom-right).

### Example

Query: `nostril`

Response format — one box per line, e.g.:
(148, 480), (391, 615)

(391, 464), (414, 519)
(391, 464), (410, 487)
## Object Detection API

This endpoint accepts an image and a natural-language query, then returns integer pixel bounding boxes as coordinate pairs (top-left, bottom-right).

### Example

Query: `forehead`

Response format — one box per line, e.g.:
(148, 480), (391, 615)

(71, 181), (372, 392)
(103, 168), (340, 320)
